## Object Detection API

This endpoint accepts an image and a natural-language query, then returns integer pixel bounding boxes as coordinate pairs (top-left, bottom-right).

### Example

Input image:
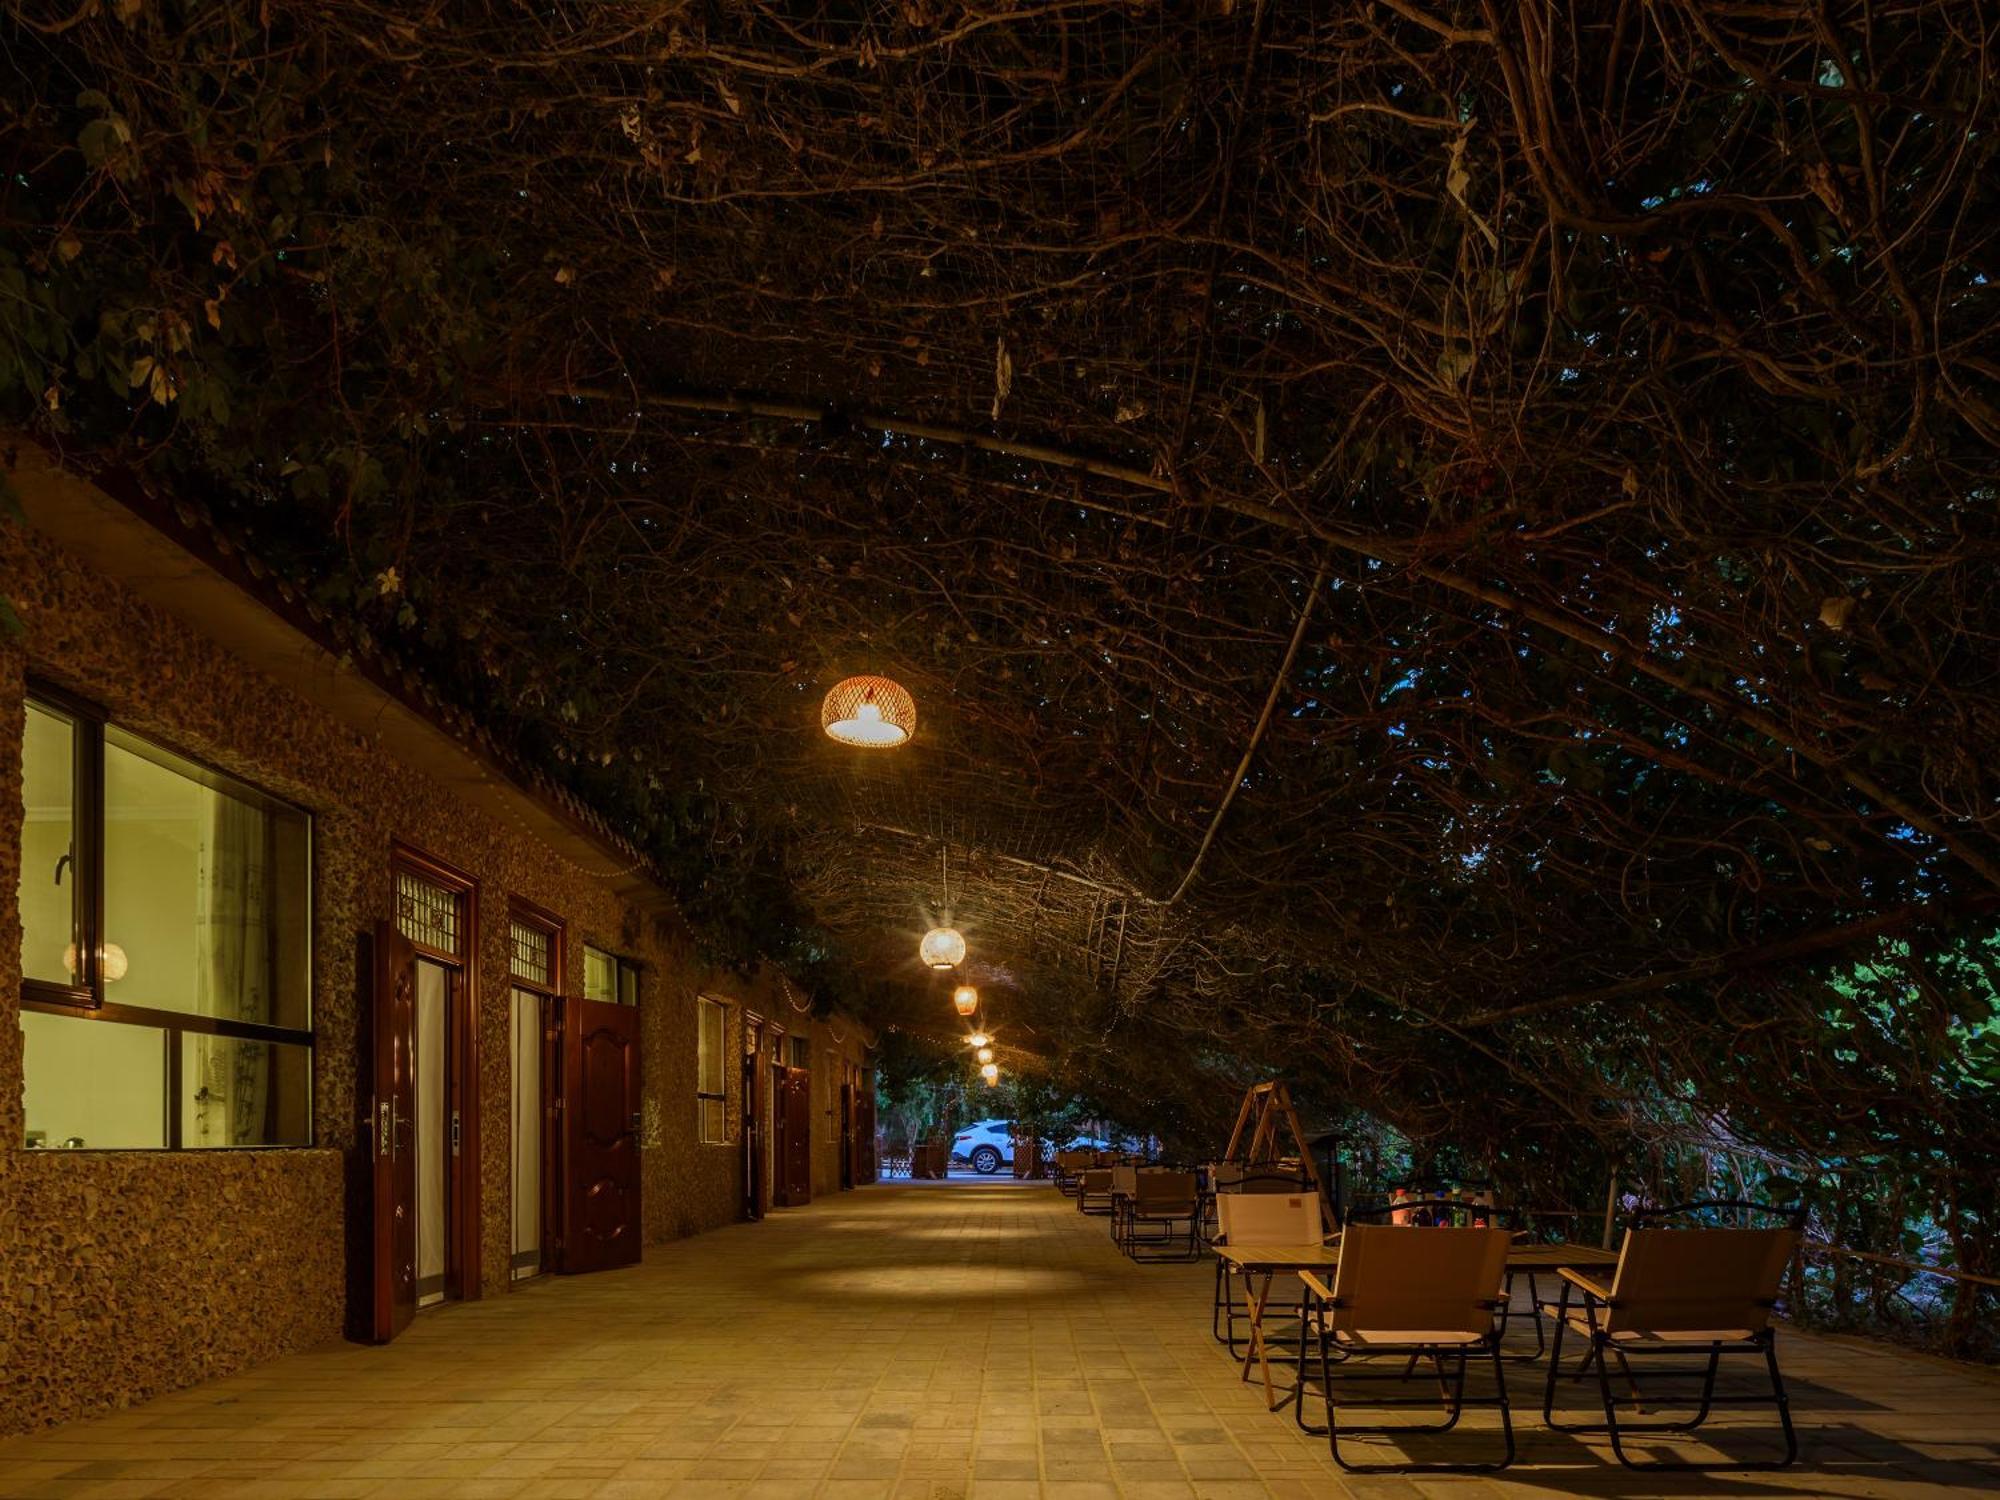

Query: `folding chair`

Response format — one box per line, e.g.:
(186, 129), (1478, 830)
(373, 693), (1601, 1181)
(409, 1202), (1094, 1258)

(1054, 1149), (1089, 1196)
(1541, 1224), (1801, 1469)
(1126, 1170), (1201, 1262)
(1108, 1162), (1140, 1246)
(1292, 1225), (1514, 1473)
(1212, 1191), (1326, 1355)
(1077, 1167), (1114, 1216)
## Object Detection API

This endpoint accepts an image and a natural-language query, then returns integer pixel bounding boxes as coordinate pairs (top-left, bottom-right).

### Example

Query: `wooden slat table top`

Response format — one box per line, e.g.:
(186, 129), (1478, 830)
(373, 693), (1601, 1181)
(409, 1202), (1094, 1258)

(1505, 1243), (1619, 1271)
(1213, 1242), (1341, 1272)
(1213, 1240), (1620, 1274)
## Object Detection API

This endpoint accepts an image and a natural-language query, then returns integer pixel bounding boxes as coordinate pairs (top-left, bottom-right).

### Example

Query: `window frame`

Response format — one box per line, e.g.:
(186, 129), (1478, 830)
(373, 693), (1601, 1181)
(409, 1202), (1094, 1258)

(696, 995), (729, 1145)
(507, 896), (565, 999)
(582, 943), (640, 1007)
(18, 680), (316, 1149)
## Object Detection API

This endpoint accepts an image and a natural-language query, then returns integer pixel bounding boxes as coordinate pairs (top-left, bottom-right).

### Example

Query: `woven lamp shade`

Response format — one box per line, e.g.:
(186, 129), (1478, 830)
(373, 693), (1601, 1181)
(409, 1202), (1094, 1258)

(821, 675), (916, 747)
(920, 926), (966, 969)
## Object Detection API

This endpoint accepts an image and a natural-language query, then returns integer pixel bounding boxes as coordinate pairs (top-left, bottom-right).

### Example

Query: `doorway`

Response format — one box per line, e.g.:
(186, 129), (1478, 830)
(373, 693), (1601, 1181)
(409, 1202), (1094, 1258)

(386, 849), (480, 1320)
(741, 1013), (765, 1221)
(507, 902), (563, 1281)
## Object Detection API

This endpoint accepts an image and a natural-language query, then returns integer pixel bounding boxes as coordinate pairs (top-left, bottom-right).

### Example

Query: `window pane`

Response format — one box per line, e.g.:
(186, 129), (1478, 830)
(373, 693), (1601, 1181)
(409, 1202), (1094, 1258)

(508, 919), (552, 986)
(21, 1012), (166, 1149)
(20, 703), (77, 984)
(618, 962), (638, 1007)
(698, 1000), (725, 1094)
(396, 869), (462, 955)
(583, 946), (613, 1003)
(181, 1033), (311, 1147)
(700, 1096), (726, 1145)
(103, 732), (310, 1029)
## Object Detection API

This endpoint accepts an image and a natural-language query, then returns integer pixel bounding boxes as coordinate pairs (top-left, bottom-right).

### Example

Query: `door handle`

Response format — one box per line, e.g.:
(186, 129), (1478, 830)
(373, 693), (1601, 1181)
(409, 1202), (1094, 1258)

(629, 1111), (643, 1133)
(377, 1099), (391, 1158)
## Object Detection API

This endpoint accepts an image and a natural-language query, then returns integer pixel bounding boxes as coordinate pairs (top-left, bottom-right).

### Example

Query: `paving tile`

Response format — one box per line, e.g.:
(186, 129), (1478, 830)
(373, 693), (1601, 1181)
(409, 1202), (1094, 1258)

(0, 1180), (1996, 1498)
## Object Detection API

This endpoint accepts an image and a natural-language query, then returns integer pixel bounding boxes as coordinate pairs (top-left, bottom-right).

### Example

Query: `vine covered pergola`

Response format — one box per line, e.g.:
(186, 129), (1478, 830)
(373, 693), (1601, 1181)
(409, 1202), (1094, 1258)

(3, 1), (1996, 1351)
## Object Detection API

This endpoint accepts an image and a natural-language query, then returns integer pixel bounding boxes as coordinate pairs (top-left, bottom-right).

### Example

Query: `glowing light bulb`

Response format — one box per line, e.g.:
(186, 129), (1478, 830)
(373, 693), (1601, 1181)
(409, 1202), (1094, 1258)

(980, 1062), (1000, 1084)
(967, 1032), (989, 1049)
(977, 1046), (994, 1065)
(952, 984), (979, 1016)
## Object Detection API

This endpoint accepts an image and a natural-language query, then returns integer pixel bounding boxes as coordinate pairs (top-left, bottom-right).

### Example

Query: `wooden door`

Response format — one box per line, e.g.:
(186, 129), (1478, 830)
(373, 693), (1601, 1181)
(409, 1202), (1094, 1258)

(860, 1080), (876, 1184)
(783, 1065), (813, 1206)
(561, 996), (642, 1273)
(741, 1023), (764, 1221)
(370, 921), (419, 1343)
(839, 1080), (855, 1191)
(541, 994), (566, 1270)
(769, 1059), (790, 1205)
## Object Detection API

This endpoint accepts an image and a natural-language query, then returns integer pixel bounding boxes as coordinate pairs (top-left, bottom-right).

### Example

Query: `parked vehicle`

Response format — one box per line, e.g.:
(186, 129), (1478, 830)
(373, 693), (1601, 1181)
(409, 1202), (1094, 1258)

(950, 1118), (1111, 1174)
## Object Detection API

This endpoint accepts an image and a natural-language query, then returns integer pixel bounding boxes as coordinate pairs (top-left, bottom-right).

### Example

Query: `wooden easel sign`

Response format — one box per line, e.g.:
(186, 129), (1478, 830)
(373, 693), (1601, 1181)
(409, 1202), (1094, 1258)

(1220, 1080), (1336, 1232)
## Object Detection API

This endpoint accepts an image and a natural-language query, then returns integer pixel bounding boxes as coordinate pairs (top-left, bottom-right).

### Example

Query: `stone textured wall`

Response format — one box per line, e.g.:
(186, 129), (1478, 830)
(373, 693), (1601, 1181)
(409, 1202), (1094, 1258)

(1, 518), (871, 1434)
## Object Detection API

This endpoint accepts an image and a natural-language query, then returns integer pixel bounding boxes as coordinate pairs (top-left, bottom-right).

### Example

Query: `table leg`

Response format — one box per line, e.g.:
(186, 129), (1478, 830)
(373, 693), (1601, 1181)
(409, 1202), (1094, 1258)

(1239, 1272), (1281, 1409)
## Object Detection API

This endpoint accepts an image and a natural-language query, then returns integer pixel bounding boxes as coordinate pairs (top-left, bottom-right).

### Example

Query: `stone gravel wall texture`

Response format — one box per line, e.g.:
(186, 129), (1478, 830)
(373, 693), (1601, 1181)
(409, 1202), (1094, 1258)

(1, 518), (871, 1434)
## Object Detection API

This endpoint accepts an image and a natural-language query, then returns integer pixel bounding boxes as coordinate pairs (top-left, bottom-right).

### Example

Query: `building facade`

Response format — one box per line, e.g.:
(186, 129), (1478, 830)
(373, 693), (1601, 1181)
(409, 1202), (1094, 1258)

(0, 450), (874, 1433)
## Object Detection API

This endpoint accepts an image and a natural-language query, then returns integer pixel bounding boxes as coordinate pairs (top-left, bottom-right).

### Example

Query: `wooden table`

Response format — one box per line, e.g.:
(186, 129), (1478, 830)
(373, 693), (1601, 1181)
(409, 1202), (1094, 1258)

(1213, 1240), (1621, 1409)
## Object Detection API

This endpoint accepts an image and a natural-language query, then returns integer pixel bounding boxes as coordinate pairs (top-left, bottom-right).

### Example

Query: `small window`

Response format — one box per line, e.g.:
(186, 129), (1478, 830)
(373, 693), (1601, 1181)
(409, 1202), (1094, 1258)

(583, 945), (639, 1006)
(19, 689), (313, 1150)
(789, 1034), (811, 1070)
(508, 917), (555, 989)
(696, 997), (728, 1145)
(396, 868), (463, 957)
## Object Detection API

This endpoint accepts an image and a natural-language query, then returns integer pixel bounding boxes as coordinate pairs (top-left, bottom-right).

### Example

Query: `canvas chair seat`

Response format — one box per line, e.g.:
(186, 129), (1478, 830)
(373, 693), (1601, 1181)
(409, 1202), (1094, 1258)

(1333, 1327), (1490, 1348)
(1562, 1315), (1759, 1344)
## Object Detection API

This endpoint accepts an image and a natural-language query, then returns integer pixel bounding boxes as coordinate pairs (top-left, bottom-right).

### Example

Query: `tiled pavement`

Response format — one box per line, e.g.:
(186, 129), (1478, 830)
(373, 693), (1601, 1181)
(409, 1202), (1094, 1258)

(1, 1178), (1995, 1498)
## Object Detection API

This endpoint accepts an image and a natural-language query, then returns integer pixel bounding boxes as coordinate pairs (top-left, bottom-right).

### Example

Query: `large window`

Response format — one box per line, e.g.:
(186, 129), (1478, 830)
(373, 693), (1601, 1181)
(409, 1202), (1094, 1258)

(697, 997), (728, 1144)
(583, 944), (639, 1006)
(18, 689), (312, 1149)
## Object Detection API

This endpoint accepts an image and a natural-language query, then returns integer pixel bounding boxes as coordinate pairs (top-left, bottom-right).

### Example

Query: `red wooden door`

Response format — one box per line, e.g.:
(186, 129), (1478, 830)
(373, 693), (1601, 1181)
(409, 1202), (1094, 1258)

(839, 1081), (855, 1191)
(857, 1081), (877, 1184)
(541, 994), (566, 1271)
(741, 1027), (764, 1221)
(370, 921), (419, 1342)
(561, 996), (642, 1273)
(781, 1066), (813, 1206)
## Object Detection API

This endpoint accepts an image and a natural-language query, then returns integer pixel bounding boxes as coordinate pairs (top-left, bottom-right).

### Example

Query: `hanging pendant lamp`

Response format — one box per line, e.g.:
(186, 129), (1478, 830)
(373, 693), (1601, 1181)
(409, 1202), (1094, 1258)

(921, 926), (966, 970)
(822, 675), (916, 747)
(952, 984), (979, 1017)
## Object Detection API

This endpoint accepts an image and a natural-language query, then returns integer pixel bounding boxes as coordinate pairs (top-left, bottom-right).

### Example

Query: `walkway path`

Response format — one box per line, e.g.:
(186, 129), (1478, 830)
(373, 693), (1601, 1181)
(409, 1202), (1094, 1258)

(0, 1179), (1994, 1497)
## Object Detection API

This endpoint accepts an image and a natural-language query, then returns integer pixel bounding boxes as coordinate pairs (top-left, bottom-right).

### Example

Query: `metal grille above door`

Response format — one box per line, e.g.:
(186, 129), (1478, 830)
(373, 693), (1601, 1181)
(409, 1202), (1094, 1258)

(396, 870), (463, 956)
(509, 919), (553, 987)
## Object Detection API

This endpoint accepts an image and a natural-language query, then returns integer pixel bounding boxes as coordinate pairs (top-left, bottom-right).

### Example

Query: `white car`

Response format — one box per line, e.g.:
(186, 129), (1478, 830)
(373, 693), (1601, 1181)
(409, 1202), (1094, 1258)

(950, 1118), (1111, 1174)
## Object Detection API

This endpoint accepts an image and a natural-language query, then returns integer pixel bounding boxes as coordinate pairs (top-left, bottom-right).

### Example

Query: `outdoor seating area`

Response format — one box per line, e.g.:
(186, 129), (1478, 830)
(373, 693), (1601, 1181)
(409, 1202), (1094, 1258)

(1042, 1092), (1863, 1478)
